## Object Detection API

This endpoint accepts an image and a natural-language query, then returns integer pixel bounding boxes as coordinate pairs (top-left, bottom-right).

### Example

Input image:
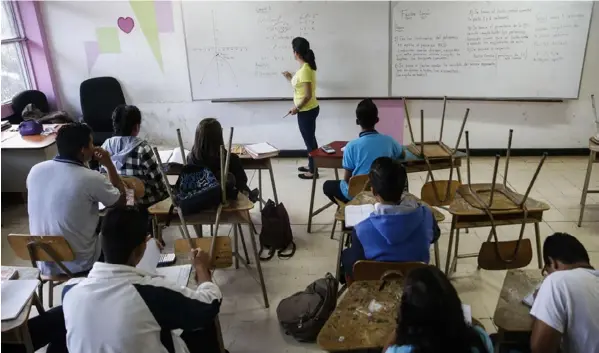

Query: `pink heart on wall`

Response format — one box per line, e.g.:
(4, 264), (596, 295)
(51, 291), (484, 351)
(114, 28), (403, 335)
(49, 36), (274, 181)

(117, 17), (135, 34)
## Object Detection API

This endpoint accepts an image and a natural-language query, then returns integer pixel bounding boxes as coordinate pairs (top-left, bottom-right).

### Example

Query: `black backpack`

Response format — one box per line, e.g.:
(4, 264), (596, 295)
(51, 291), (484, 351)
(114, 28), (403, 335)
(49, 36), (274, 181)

(276, 273), (339, 342)
(168, 164), (221, 217)
(259, 200), (295, 260)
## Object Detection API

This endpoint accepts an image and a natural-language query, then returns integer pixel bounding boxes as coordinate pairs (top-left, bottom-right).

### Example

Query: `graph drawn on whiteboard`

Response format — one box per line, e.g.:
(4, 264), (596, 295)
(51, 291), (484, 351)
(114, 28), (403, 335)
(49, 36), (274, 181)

(193, 11), (243, 88)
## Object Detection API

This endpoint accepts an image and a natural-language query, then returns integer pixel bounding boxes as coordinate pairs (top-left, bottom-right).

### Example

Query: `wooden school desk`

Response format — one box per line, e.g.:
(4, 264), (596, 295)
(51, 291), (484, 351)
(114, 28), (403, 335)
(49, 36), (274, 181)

(334, 191), (445, 280)
(147, 193), (269, 308)
(1, 125), (60, 193)
(307, 141), (465, 233)
(232, 144), (279, 209)
(445, 184), (550, 275)
(493, 269), (543, 349)
(1, 267), (44, 353)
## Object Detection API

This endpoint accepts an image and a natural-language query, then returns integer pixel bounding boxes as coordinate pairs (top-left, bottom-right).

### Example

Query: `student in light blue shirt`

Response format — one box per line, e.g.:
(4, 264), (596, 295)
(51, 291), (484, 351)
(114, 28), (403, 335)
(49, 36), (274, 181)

(383, 266), (494, 353)
(322, 99), (413, 204)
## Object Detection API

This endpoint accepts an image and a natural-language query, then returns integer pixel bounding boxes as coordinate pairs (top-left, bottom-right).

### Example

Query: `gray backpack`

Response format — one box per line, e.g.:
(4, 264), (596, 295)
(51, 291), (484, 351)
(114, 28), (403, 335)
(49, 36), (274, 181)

(276, 273), (338, 342)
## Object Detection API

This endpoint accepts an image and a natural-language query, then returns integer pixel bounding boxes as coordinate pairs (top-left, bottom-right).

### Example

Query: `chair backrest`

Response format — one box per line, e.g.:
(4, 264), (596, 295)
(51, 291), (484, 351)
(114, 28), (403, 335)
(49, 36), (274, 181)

(174, 237), (233, 269)
(420, 180), (461, 207)
(9, 90), (49, 124)
(80, 77), (126, 132)
(478, 239), (533, 271)
(352, 260), (429, 282)
(8, 234), (76, 268)
(348, 174), (370, 198)
(121, 176), (146, 199)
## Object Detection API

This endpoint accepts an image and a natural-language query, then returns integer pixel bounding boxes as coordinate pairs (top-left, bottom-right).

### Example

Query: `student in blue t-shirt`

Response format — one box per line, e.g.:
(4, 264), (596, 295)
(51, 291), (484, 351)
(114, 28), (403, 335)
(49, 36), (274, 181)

(384, 266), (494, 353)
(322, 99), (413, 204)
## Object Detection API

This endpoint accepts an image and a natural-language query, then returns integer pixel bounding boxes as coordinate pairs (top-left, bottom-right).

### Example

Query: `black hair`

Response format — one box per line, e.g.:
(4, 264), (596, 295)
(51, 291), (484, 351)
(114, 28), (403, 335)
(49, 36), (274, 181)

(189, 118), (224, 165)
(112, 105), (142, 136)
(543, 232), (590, 266)
(369, 157), (407, 202)
(356, 99), (379, 129)
(396, 266), (488, 353)
(292, 37), (317, 71)
(101, 207), (148, 264)
(56, 122), (93, 160)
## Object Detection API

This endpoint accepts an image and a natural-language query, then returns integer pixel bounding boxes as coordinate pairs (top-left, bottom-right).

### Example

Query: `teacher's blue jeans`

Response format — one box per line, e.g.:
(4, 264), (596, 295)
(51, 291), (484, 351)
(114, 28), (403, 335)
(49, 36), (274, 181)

(297, 106), (320, 173)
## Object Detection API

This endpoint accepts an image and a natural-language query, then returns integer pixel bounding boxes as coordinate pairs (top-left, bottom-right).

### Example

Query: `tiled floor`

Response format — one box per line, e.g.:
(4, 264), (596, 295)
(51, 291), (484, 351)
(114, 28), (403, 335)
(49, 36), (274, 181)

(2, 156), (599, 352)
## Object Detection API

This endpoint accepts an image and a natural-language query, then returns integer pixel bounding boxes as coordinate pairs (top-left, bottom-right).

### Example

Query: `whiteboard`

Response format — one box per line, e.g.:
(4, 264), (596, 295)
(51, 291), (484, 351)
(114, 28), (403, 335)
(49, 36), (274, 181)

(183, 1), (390, 100)
(391, 1), (593, 99)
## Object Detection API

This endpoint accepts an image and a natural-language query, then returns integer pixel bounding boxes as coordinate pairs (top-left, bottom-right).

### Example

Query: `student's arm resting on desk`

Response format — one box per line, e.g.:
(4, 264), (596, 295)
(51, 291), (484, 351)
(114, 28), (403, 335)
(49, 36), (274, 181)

(529, 275), (564, 353)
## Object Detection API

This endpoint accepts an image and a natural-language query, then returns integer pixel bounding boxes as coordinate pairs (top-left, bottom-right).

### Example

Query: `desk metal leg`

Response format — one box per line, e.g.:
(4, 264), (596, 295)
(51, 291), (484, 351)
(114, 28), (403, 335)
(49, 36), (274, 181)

(445, 218), (457, 274)
(534, 222), (543, 269)
(246, 211), (269, 308)
(336, 231), (345, 281)
(258, 169), (263, 211)
(451, 229), (461, 273)
(238, 224), (250, 265)
(267, 159), (279, 204)
(456, 166), (463, 183)
(234, 223), (239, 269)
(334, 168), (339, 180)
(307, 169), (318, 233)
(578, 150), (595, 226)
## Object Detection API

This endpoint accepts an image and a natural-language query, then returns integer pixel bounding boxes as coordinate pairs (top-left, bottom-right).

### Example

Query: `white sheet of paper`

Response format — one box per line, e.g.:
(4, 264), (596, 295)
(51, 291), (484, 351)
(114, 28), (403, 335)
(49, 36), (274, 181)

(245, 142), (278, 155)
(344, 204), (375, 227)
(462, 304), (472, 324)
(156, 265), (192, 287)
(1, 280), (40, 321)
(136, 240), (161, 273)
(169, 148), (191, 164)
(158, 150), (173, 164)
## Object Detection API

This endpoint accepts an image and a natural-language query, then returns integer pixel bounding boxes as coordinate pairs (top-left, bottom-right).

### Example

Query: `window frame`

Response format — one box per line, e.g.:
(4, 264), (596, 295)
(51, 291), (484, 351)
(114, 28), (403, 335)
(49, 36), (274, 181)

(1, 0), (34, 104)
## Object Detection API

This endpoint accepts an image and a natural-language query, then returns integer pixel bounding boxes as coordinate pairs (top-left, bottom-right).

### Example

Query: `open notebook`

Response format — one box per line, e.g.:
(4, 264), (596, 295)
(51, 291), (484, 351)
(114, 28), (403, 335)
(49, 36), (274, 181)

(157, 148), (191, 164)
(136, 241), (191, 287)
(1, 280), (40, 321)
(344, 204), (375, 227)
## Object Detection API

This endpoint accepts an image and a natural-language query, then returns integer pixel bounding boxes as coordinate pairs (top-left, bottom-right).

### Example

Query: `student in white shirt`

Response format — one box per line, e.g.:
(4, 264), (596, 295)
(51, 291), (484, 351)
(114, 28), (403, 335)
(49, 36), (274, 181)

(530, 232), (599, 353)
(62, 207), (223, 353)
(27, 123), (125, 275)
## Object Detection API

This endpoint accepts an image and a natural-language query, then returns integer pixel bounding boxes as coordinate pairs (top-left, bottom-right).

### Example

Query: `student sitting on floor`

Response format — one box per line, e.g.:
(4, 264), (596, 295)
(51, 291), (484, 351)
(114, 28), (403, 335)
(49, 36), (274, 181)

(62, 207), (223, 353)
(384, 266), (494, 353)
(529, 232), (599, 353)
(322, 99), (414, 204)
(27, 123), (124, 276)
(188, 117), (259, 202)
(101, 105), (168, 207)
(340, 157), (439, 282)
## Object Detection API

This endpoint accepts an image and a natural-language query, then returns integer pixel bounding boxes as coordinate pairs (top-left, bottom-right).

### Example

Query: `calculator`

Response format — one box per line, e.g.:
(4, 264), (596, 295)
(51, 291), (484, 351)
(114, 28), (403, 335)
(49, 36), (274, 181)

(321, 145), (335, 154)
(157, 253), (176, 267)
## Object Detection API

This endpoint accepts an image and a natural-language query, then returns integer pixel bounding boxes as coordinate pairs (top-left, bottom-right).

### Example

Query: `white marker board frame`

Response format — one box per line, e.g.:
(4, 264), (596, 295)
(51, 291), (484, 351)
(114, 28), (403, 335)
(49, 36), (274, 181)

(181, 1), (593, 100)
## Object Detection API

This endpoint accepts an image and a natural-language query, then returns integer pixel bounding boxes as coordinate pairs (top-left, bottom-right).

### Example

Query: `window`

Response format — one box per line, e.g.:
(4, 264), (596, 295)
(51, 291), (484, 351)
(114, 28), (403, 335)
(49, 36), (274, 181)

(1, 1), (31, 103)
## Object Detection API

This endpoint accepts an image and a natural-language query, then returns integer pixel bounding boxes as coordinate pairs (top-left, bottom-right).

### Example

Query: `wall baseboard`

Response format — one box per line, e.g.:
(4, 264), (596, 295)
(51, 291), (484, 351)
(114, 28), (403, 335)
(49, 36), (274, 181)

(278, 148), (591, 158)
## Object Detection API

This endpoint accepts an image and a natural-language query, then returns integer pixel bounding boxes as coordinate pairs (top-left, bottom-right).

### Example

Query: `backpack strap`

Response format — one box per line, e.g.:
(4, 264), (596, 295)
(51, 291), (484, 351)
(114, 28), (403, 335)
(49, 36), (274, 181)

(259, 245), (276, 261)
(277, 241), (296, 260)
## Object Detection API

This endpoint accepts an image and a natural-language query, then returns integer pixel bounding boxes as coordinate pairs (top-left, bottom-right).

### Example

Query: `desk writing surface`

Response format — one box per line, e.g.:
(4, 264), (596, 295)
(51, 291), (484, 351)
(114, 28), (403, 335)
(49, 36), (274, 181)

(449, 184), (550, 216)
(317, 280), (402, 351)
(335, 191), (445, 223)
(1, 267), (40, 333)
(1, 125), (60, 150)
(494, 269), (543, 332)
(148, 193), (254, 215)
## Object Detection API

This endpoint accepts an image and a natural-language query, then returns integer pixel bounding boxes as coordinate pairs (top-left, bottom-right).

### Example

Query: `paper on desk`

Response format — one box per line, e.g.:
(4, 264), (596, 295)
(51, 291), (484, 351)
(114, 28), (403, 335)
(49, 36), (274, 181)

(1, 280), (40, 321)
(245, 142), (278, 155)
(157, 265), (192, 287)
(136, 240), (161, 273)
(522, 283), (541, 307)
(169, 148), (191, 164)
(158, 150), (173, 164)
(344, 204), (375, 227)
(462, 304), (472, 324)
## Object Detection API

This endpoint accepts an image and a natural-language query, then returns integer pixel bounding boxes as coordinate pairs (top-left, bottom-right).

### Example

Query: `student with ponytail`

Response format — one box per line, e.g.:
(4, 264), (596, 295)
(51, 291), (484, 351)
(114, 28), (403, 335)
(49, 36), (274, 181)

(282, 37), (320, 179)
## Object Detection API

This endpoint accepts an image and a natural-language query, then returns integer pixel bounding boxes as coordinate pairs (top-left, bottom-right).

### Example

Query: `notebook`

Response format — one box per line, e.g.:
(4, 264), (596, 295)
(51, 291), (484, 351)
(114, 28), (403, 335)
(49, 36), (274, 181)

(244, 142), (279, 159)
(157, 265), (192, 287)
(462, 304), (472, 324)
(344, 204), (375, 227)
(157, 148), (191, 164)
(1, 267), (18, 281)
(136, 240), (161, 273)
(1, 280), (40, 321)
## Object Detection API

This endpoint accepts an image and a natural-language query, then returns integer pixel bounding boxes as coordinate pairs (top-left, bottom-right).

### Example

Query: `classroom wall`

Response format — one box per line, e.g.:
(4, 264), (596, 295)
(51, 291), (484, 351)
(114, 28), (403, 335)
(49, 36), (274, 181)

(41, 1), (599, 150)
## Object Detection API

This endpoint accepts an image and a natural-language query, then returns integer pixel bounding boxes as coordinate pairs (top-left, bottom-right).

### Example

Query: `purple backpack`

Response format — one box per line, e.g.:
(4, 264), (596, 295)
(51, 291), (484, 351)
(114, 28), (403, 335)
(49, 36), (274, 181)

(18, 120), (43, 136)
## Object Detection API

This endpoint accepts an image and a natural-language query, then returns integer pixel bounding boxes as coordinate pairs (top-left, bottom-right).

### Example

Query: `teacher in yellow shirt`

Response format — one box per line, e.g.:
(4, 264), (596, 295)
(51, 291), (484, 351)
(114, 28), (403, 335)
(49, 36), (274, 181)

(283, 37), (319, 180)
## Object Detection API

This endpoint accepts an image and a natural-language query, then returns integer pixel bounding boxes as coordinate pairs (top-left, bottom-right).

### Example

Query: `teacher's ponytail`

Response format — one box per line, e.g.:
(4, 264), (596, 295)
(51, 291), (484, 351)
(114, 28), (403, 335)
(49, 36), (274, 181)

(305, 49), (317, 71)
(292, 37), (317, 71)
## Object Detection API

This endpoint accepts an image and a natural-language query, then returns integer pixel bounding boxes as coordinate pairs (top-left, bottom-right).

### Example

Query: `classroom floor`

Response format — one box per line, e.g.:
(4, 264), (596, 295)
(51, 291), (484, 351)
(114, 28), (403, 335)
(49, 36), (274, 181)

(2, 156), (599, 353)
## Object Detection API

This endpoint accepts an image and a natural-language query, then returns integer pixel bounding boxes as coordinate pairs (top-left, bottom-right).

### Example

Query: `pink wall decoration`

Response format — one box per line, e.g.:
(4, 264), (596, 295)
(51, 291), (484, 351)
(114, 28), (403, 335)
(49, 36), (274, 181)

(117, 16), (135, 33)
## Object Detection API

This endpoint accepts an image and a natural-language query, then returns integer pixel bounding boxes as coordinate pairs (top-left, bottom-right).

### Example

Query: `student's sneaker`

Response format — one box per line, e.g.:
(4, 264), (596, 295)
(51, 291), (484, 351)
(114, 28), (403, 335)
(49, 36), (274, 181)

(248, 188), (260, 203)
